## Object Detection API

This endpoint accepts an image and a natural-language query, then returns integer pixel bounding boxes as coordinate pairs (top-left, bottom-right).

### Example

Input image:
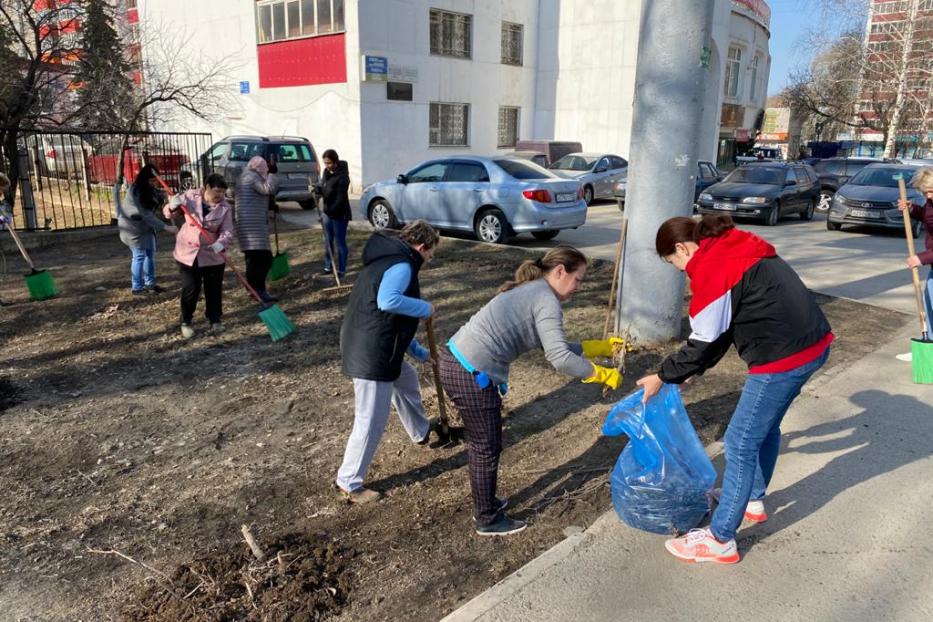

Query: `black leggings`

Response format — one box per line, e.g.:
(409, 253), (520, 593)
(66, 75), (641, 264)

(244, 249), (273, 294)
(178, 260), (224, 324)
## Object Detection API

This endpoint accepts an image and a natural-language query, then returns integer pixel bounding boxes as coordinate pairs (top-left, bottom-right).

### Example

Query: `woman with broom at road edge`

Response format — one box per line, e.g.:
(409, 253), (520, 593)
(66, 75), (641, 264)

(637, 214), (833, 565)
(439, 245), (624, 536)
(896, 166), (933, 362)
(235, 155), (280, 303)
(165, 173), (234, 339)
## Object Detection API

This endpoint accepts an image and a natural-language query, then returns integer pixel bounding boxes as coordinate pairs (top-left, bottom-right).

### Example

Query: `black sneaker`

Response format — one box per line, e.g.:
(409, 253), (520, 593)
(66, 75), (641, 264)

(146, 284), (167, 294)
(476, 513), (526, 537)
(318, 269), (333, 277)
(131, 289), (148, 295)
(415, 419), (441, 445)
(259, 291), (279, 303)
(472, 498), (509, 521)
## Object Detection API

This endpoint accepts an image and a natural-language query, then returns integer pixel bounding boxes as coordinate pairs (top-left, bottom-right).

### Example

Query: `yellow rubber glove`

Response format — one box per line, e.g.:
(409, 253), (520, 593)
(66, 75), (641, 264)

(581, 336), (627, 359)
(583, 364), (622, 391)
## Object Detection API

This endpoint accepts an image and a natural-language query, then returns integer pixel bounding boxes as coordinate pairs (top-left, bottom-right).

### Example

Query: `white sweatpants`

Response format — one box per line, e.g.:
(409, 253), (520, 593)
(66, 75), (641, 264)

(335, 361), (430, 492)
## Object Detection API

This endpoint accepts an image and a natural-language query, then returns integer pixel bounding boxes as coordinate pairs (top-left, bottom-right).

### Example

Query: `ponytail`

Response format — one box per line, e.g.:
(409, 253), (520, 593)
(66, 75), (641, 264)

(499, 245), (587, 293)
(655, 215), (734, 256)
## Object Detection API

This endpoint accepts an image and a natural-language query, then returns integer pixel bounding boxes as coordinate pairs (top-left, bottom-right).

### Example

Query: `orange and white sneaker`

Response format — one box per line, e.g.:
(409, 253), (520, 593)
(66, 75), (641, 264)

(709, 488), (769, 523)
(665, 528), (740, 564)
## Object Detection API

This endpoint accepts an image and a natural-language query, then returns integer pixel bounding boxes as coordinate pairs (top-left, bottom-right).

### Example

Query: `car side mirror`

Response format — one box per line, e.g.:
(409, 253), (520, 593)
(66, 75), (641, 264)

(594, 166), (607, 173)
(397, 174), (409, 184)
(785, 180), (797, 187)
(716, 175), (724, 181)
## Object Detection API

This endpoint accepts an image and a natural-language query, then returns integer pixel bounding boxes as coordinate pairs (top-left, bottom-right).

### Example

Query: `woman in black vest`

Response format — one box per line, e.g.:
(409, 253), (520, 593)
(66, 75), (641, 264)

(335, 220), (439, 503)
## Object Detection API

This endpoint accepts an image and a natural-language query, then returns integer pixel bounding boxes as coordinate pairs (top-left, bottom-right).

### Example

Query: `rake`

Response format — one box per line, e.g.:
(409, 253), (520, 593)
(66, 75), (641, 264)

(157, 177), (294, 341)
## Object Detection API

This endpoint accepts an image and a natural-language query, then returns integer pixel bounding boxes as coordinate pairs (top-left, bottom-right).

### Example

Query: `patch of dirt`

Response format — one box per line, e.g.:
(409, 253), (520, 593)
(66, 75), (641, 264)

(0, 222), (910, 621)
(0, 376), (23, 411)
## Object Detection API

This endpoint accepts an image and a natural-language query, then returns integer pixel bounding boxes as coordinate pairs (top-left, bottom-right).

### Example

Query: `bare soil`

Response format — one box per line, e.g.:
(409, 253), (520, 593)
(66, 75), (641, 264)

(0, 224), (909, 621)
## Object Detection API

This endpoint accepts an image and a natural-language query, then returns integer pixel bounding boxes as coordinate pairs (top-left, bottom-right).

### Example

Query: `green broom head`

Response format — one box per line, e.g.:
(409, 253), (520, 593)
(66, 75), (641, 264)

(911, 338), (933, 384)
(25, 269), (59, 301)
(268, 251), (291, 281)
(258, 303), (295, 341)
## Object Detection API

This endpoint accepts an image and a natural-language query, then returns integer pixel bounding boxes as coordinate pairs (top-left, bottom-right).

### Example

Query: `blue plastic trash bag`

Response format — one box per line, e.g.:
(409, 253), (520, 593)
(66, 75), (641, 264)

(602, 384), (716, 535)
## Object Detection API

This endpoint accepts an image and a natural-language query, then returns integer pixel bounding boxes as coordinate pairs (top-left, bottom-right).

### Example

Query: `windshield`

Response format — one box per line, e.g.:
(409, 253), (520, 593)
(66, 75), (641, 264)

(724, 167), (784, 185)
(847, 167), (915, 187)
(550, 155), (597, 171)
(494, 159), (556, 180)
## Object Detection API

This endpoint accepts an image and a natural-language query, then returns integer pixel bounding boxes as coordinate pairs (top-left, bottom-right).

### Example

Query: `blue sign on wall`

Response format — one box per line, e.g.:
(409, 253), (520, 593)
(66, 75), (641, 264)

(239, 81), (250, 94)
(364, 55), (388, 82)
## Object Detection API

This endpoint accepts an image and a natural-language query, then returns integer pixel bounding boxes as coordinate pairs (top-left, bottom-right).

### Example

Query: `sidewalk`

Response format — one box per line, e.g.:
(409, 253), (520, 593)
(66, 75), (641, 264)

(443, 322), (933, 622)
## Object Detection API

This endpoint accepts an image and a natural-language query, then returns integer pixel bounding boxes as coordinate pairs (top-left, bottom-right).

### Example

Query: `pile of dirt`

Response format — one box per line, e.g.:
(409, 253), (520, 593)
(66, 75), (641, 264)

(123, 532), (354, 622)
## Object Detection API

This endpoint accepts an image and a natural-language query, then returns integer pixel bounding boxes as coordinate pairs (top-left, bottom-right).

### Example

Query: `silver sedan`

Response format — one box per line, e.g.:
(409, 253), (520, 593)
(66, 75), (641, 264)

(548, 152), (628, 204)
(359, 156), (587, 244)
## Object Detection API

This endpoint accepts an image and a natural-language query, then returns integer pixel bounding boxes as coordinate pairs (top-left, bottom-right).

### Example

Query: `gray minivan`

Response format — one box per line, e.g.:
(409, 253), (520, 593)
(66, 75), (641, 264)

(179, 136), (320, 208)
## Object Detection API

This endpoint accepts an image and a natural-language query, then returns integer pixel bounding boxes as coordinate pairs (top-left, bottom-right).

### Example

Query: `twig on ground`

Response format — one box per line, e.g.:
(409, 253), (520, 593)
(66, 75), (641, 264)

(76, 469), (99, 486)
(85, 547), (171, 581)
(240, 524), (267, 562)
(517, 464), (611, 475)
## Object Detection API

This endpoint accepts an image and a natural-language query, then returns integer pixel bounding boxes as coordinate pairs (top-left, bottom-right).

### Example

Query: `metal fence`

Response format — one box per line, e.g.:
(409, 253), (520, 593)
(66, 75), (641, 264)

(3, 129), (214, 231)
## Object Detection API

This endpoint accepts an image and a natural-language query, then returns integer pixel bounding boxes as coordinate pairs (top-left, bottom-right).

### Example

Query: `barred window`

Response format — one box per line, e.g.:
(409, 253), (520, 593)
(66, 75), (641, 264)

(430, 102), (470, 146)
(497, 106), (519, 148)
(430, 9), (472, 59)
(256, 0), (345, 44)
(501, 22), (523, 66)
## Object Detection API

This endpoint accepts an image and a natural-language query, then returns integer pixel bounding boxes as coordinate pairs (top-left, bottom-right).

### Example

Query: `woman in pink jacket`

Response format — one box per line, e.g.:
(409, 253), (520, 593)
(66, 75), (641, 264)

(164, 174), (235, 339)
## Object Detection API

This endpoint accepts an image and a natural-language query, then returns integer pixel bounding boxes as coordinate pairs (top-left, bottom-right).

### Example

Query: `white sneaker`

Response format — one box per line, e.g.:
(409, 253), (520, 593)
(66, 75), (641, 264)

(665, 528), (739, 564)
(180, 324), (195, 339)
(709, 488), (768, 523)
(210, 322), (225, 333)
(895, 352), (913, 362)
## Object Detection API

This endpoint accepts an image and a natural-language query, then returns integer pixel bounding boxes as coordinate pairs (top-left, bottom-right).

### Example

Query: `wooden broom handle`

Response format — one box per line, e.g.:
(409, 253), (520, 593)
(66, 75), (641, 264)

(425, 317), (449, 425)
(4, 226), (36, 271)
(603, 218), (628, 340)
(897, 177), (929, 336)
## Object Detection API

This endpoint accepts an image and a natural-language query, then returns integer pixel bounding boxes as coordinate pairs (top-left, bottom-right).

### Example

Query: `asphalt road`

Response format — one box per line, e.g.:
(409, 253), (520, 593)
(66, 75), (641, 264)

(281, 198), (921, 317)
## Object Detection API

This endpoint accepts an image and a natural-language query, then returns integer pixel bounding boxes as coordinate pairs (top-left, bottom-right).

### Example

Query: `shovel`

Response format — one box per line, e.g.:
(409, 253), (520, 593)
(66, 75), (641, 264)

(897, 175), (933, 383)
(425, 317), (464, 447)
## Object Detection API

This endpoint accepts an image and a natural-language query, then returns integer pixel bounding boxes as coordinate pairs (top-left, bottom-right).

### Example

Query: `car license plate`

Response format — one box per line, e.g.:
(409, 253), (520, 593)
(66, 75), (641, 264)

(288, 173), (307, 180)
(556, 192), (576, 203)
(714, 202), (736, 211)
(849, 208), (874, 218)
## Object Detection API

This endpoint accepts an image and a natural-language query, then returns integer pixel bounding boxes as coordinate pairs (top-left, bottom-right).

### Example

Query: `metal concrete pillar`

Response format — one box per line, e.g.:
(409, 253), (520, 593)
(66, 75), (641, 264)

(617, 0), (715, 343)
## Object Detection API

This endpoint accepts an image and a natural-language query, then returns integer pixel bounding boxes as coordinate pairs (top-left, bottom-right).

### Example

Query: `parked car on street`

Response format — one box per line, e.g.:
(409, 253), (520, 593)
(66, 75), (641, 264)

(826, 163), (923, 237)
(548, 152), (627, 204)
(811, 157), (885, 212)
(612, 160), (721, 210)
(696, 161), (820, 226)
(736, 146), (782, 164)
(179, 136), (320, 208)
(359, 156), (587, 244)
(29, 134), (93, 179)
(510, 150), (550, 168)
(514, 140), (582, 169)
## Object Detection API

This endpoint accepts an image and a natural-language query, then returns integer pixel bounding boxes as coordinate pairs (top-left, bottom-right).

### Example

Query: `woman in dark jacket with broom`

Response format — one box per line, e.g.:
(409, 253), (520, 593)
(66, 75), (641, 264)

(235, 155), (279, 303)
(314, 149), (351, 278)
(117, 165), (178, 294)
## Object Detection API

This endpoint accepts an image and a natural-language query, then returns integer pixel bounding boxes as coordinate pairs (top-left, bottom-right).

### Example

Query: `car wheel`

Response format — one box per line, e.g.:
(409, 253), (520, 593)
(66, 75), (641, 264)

(800, 198), (815, 221)
(817, 189), (834, 212)
(765, 204), (779, 226)
(475, 208), (511, 244)
(369, 199), (399, 229)
(826, 219), (842, 231)
(583, 185), (593, 206)
(532, 229), (560, 241)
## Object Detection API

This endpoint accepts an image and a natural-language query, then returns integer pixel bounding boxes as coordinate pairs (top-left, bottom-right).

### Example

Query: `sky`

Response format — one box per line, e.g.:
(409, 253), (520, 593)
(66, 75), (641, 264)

(766, 0), (825, 95)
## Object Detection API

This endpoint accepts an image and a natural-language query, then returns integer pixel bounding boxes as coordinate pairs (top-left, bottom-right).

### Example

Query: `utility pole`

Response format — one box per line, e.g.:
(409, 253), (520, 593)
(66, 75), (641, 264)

(616, 0), (715, 343)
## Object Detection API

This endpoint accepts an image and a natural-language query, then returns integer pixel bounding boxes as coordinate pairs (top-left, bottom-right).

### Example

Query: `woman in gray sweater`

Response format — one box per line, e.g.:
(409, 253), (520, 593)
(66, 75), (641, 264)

(439, 245), (623, 536)
(117, 165), (178, 294)
(235, 155), (280, 302)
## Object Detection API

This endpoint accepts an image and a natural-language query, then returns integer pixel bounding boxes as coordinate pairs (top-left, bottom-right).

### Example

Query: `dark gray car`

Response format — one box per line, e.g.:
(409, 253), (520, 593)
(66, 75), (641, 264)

(696, 162), (820, 226)
(826, 163), (923, 237)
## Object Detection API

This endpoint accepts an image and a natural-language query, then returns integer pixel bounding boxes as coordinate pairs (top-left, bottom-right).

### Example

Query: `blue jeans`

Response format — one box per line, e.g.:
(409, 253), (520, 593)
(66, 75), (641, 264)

(323, 215), (349, 274)
(710, 347), (830, 542)
(130, 235), (156, 291)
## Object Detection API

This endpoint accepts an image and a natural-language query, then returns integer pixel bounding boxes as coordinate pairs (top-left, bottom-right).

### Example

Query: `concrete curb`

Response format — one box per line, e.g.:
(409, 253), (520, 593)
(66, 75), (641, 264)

(1, 225), (115, 255)
(441, 439), (726, 622)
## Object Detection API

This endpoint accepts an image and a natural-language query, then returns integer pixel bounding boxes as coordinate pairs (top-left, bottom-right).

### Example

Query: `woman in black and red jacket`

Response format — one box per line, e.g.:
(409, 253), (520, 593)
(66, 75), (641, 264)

(638, 215), (833, 565)
(898, 167), (933, 338)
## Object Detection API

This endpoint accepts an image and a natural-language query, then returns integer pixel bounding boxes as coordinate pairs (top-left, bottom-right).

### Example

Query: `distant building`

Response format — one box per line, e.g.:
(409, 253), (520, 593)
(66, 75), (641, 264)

(137, 0), (771, 186)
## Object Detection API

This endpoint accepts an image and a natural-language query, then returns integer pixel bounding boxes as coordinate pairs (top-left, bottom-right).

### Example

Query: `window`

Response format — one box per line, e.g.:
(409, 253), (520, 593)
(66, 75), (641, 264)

(724, 46), (742, 98)
(495, 159), (553, 180)
(497, 106), (519, 148)
(229, 142), (266, 161)
(207, 143), (229, 161)
(256, 0), (345, 43)
(408, 161), (448, 183)
(610, 156), (628, 170)
(595, 157), (611, 172)
(272, 143), (313, 162)
(430, 103), (469, 146)
(700, 163), (717, 179)
(785, 169), (798, 184)
(501, 22), (523, 65)
(447, 162), (489, 182)
(430, 9), (472, 59)
(749, 54), (759, 100)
